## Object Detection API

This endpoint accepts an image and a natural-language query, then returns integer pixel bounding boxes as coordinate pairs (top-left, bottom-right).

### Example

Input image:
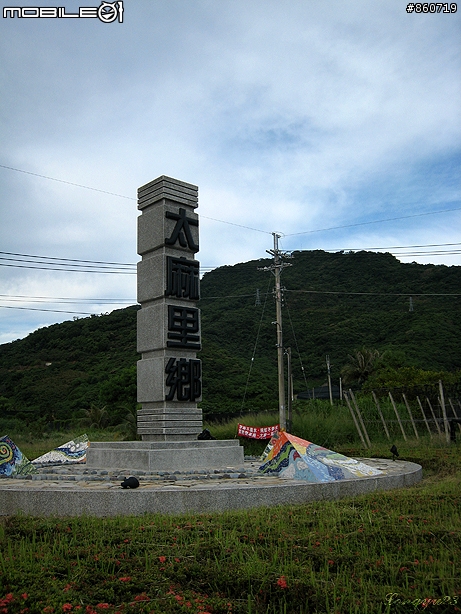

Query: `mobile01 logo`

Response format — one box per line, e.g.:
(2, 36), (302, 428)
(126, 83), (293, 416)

(3, 1), (124, 22)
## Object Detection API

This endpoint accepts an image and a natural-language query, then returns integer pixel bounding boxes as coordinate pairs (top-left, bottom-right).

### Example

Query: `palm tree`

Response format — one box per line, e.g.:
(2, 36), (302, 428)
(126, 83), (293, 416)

(83, 404), (108, 429)
(117, 404), (141, 441)
(341, 347), (381, 386)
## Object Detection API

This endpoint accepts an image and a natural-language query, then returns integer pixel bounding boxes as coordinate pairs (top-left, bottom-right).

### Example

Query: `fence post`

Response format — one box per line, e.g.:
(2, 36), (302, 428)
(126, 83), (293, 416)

(448, 399), (461, 433)
(417, 396), (432, 437)
(349, 389), (371, 447)
(388, 391), (407, 442)
(426, 397), (442, 436)
(402, 393), (419, 440)
(372, 391), (390, 440)
(344, 392), (368, 448)
(439, 381), (450, 444)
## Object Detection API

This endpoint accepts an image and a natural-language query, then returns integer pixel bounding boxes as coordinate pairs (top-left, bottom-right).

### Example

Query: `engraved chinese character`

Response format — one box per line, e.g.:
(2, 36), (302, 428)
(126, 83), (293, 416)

(167, 306), (201, 350)
(165, 256), (199, 300)
(165, 357), (201, 402)
(165, 208), (199, 252)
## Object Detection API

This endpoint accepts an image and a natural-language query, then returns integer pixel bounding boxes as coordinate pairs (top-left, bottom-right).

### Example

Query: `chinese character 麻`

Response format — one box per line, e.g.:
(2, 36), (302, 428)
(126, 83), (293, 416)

(165, 256), (199, 300)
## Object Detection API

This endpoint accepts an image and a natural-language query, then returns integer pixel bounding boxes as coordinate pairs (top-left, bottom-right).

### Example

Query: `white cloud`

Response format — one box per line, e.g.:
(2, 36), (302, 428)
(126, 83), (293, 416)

(0, 0), (459, 341)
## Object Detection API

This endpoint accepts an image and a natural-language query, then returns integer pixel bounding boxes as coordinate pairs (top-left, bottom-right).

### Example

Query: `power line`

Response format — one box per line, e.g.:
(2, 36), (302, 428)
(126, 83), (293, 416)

(286, 289), (460, 297)
(0, 251), (136, 267)
(0, 164), (135, 200)
(200, 293), (257, 299)
(285, 207), (461, 237)
(0, 263), (136, 274)
(0, 294), (134, 304)
(0, 163), (270, 234)
(0, 257), (135, 271)
(388, 251), (461, 257)
(200, 289), (459, 299)
(1, 243), (458, 270)
(295, 248), (461, 258)
(349, 242), (461, 250)
(1, 286), (458, 315)
(317, 242), (461, 252)
(0, 250), (137, 274)
(0, 305), (96, 315)
(0, 250), (137, 273)
(3, 162), (459, 238)
(200, 215), (271, 234)
(1, 250), (459, 274)
(0, 251), (218, 272)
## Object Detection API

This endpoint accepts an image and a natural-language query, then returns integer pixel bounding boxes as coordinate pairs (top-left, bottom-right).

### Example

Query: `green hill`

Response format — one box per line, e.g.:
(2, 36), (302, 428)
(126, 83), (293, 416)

(1, 250), (460, 428)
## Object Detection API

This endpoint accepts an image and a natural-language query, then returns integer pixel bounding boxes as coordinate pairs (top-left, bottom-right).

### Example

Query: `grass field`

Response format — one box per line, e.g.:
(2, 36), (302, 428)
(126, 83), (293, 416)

(1, 432), (460, 614)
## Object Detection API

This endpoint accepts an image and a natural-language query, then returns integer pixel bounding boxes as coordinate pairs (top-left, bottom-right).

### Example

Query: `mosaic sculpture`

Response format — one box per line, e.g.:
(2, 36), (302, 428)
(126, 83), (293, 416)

(0, 435), (37, 477)
(32, 434), (89, 465)
(259, 432), (382, 482)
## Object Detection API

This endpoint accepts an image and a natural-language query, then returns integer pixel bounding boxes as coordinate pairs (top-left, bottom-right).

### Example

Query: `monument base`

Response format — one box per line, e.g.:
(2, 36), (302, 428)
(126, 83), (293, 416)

(86, 439), (244, 472)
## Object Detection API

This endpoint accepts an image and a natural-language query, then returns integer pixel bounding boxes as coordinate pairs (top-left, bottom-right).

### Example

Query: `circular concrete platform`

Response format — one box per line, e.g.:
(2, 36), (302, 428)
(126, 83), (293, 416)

(0, 458), (422, 517)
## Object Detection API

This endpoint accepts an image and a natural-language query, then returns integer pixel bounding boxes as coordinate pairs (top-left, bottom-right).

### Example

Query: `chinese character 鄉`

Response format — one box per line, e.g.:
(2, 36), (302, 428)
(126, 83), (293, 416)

(165, 357), (201, 402)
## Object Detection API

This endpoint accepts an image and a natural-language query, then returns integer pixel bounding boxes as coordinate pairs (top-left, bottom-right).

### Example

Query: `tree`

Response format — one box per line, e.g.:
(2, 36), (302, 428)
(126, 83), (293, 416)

(83, 404), (109, 429)
(341, 347), (381, 386)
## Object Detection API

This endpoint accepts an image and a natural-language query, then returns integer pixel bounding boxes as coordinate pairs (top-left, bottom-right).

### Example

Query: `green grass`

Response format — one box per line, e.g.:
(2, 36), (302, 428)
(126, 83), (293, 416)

(1, 442), (460, 613)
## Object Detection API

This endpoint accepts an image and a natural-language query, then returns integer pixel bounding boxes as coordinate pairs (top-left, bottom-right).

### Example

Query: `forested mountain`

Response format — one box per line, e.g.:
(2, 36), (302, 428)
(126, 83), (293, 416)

(1, 250), (460, 426)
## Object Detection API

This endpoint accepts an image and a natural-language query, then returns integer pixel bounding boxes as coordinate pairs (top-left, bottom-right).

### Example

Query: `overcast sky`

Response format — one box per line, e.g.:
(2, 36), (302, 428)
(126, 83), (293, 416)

(0, 0), (460, 344)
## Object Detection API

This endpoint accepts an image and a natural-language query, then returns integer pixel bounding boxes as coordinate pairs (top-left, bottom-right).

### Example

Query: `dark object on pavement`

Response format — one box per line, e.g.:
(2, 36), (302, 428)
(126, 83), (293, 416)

(121, 476), (140, 489)
(390, 445), (399, 461)
(197, 429), (216, 440)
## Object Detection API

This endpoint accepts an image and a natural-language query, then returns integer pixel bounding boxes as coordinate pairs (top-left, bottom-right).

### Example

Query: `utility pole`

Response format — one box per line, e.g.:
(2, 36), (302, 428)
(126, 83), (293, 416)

(259, 232), (292, 431)
(273, 233), (286, 430)
(286, 347), (292, 432)
(326, 354), (333, 406)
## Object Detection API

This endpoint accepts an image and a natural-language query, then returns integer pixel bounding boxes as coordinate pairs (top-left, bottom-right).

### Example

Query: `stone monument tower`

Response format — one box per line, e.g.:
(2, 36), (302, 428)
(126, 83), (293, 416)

(86, 176), (243, 471)
(136, 176), (202, 441)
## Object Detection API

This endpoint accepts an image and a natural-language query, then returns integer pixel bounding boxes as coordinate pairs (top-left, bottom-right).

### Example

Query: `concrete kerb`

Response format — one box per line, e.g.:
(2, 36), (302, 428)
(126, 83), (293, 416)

(0, 458), (422, 517)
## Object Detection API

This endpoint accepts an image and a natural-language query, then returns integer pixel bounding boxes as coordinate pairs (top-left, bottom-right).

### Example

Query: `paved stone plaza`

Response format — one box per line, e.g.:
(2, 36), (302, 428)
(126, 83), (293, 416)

(1, 457), (422, 517)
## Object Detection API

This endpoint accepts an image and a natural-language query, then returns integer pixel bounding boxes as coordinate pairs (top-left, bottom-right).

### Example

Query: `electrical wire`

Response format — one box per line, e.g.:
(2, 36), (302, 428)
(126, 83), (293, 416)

(324, 242), (461, 251)
(0, 251), (136, 267)
(285, 207), (461, 236)
(0, 305), (96, 315)
(0, 163), (270, 234)
(0, 263), (136, 274)
(0, 259), (134, 271)
(239, 275), (273, 414)
(284, 295), (309, 390)
(0, 251), (137, 274)
(0, 164), (135, 200)
(200, 289), (459, 299)
(1, 167), (459, 318)
(286, 289), (460, 297)
(0, 251), (218, 274)
(0, 295), (134, 304)
(2, 162), (460, 238)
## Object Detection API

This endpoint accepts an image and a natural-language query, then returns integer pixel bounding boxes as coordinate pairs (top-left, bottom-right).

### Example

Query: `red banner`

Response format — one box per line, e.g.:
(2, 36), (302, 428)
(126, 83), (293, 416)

(237, 424), (280, 440)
